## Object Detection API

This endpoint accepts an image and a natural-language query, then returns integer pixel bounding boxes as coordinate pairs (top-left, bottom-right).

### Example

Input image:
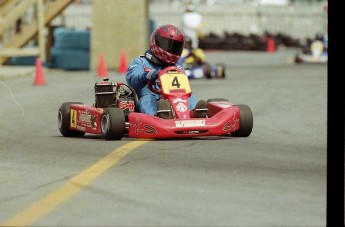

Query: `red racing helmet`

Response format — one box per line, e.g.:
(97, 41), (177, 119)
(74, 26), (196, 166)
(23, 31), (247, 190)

(150, 24), (185, 65)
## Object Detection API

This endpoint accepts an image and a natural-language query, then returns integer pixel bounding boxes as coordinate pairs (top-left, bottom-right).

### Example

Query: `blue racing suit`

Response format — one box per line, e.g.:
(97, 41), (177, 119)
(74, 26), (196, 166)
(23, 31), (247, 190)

(126, 50), (197, 115)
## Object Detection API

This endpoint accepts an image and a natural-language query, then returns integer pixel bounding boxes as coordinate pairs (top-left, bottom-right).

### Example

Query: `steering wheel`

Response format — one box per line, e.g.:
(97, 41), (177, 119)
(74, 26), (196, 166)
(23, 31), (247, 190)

(117, 83), (139, 105)
(148, 80), (161, 94)
(147, 66), (184, 94)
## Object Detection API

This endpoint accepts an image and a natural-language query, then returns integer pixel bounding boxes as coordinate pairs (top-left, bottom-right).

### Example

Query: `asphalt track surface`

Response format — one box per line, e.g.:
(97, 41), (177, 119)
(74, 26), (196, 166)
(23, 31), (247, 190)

(0, 49), (327, 226)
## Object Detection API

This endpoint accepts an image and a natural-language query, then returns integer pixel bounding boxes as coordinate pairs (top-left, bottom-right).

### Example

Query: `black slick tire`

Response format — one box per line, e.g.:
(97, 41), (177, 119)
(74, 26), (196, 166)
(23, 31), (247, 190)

(101, 107), (125, 140)
(58, 102), (86, 137)
(231, 104), (253, 137)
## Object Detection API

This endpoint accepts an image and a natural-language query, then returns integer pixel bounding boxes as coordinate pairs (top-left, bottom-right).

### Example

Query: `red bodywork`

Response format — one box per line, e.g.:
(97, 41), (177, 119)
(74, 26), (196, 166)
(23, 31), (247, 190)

(128, 101), (240, 138)
(68, 101), (240, 139)
(67, 66), (241, 139)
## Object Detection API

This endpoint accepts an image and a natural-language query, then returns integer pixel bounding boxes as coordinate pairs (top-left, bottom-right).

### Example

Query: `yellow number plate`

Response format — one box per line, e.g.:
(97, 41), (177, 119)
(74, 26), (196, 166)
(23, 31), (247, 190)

(160, 73), (191, 94)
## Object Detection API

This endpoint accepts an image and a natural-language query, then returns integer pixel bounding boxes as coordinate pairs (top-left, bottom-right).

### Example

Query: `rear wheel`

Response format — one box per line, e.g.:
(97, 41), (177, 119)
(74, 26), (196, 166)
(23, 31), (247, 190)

(58, 102), (86, 137)
(231, 104), (253, 137)
(101, 107), (125, 140)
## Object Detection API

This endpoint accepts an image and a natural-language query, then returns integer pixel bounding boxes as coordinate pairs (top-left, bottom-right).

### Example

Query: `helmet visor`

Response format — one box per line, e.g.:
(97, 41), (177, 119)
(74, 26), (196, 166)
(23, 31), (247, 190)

(155, 34), (184, 56)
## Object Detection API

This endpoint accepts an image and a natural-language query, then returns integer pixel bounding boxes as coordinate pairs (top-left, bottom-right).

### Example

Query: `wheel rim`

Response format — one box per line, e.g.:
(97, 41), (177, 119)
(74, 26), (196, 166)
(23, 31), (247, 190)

(58, 111), (62, 129)
(101, 114), (110, 133)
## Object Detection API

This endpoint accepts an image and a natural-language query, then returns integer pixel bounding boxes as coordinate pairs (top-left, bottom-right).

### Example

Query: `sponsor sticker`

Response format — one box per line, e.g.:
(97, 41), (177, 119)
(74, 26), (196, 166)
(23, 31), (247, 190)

(176, 102), (188, 112)
(118, 101), (135, 111)
(70, 109), (77, 128)
(78, 109), (98, 129)
(169, 89), (186, 94)
(173, 98), (187, 103)
(175, 119), (206, 127)
(79, 112), (91, 122)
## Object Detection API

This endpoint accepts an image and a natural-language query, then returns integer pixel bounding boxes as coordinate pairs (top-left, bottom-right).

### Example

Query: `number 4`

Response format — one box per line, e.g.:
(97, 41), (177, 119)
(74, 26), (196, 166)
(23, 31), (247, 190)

(172, 76), (180, 88)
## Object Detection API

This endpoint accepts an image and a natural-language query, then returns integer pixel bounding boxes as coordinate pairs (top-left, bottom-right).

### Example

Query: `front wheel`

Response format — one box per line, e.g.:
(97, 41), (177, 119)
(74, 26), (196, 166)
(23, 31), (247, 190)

(58, 102), (86, 137)
(231, 104), (253, 137)
(101, 107), (125, 140)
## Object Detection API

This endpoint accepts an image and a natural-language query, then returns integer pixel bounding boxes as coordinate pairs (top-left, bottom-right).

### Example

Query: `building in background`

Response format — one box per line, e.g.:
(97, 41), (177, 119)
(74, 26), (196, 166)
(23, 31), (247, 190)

(1, 0), (327, 67)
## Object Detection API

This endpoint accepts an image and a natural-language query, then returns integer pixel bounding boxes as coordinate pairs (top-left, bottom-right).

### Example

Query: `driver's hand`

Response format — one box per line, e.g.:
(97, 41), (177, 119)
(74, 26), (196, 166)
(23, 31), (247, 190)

(146, 69), (158, 81)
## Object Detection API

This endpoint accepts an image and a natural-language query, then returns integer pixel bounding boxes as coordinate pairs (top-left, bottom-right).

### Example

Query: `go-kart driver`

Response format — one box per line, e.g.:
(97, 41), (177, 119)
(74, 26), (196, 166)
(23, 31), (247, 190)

(126, 24), (206, 117)
(179, 36), (207, 66)
(184, 36), (206, 63)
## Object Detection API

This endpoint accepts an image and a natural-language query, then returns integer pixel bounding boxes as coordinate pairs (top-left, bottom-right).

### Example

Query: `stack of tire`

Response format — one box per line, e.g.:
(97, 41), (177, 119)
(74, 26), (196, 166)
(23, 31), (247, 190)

(47, 27), (90, 70)
(199, 31), (303, 51)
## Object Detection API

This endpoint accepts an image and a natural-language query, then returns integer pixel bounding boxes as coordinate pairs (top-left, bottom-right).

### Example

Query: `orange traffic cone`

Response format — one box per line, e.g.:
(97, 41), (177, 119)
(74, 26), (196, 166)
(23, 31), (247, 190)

(118, 52), (128, 74)
(266, 37), (276, 53)
(33, 57), (46, 86)
(97, 53), (107, 77)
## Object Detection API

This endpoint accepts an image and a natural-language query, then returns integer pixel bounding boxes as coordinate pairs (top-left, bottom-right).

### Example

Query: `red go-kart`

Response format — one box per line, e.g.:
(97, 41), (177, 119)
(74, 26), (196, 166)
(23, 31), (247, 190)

(58, 66), (253, 140)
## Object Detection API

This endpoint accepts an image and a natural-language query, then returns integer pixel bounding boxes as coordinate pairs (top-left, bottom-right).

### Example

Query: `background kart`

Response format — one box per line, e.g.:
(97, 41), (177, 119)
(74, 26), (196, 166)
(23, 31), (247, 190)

(58, 67), (252, 140)
(295, 39), (327, 64)
(183, 63), (226, 79)
(177, 48), (226, 79)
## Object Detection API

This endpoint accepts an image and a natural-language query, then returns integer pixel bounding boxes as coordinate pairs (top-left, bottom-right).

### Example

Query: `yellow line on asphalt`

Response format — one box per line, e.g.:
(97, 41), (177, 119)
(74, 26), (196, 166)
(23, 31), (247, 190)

(1, 140), (148, 227)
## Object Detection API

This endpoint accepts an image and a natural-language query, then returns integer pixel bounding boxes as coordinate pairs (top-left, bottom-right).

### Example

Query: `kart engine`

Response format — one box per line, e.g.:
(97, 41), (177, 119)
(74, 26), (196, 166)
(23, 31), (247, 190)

(94, 78), (137, 116)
